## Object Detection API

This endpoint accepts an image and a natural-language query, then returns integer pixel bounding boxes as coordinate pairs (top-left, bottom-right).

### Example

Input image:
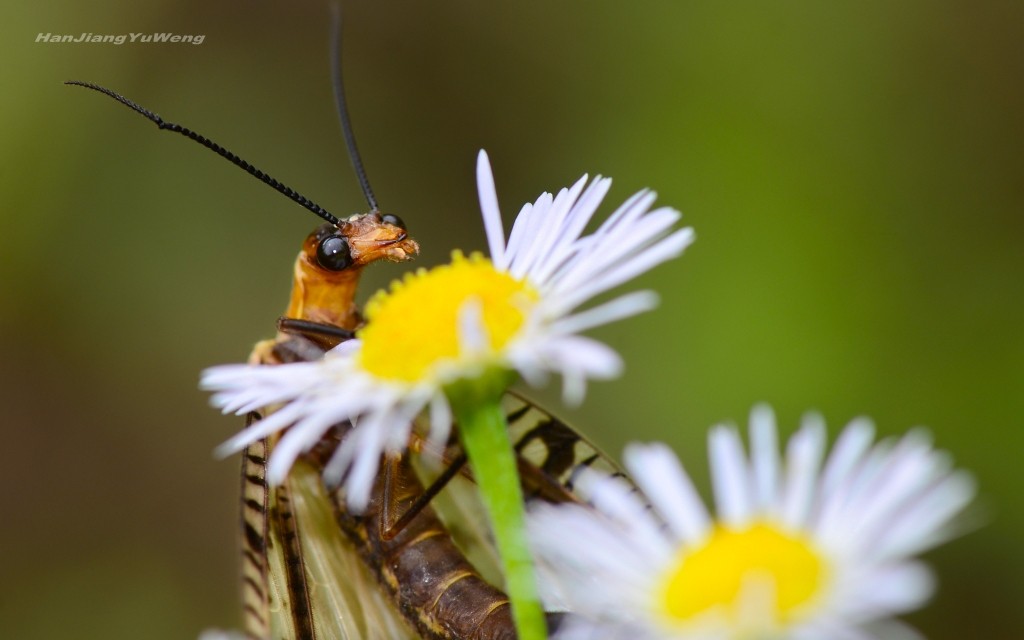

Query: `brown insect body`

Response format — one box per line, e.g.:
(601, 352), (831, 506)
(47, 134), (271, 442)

(240, 212), (424, 640)
(332, 455), (517, 640)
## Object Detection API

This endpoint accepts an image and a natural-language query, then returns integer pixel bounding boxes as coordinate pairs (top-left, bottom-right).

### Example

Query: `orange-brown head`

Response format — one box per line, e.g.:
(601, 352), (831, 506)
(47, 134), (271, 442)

(286, 212), (419, 329)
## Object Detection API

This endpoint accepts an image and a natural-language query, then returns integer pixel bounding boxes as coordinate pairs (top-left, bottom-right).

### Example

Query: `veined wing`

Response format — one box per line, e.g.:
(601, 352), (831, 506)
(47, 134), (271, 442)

(240, 426), (417, 640)
(414, 392), (633, 593)
(288, 460), (417, 639)
(504, 391), (628, 499)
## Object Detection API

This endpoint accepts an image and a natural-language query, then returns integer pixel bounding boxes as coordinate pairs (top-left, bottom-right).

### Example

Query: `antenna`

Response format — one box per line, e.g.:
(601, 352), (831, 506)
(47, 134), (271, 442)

(330, 3), (379, 213)
(65, 80), (341, 226)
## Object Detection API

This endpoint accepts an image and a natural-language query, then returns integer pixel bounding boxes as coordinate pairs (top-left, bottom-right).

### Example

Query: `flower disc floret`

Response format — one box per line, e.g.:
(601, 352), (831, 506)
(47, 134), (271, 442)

(660, 522), (825, 624)
(357, 251), (538, 383)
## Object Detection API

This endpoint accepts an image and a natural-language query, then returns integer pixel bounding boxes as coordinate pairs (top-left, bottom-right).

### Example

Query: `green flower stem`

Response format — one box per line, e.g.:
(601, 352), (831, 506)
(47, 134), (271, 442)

(449, 378), (546, 640)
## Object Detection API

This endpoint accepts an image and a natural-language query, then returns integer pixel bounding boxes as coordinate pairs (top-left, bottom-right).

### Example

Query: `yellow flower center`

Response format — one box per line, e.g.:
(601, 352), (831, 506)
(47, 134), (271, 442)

(660, 522), (826, 625)
(357, 252), (538, 383)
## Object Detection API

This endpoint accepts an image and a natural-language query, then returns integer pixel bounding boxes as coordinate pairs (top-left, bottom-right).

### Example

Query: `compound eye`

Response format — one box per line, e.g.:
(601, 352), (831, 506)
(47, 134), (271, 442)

(316, 234), (353, 271)
(380, 213), (406, 231)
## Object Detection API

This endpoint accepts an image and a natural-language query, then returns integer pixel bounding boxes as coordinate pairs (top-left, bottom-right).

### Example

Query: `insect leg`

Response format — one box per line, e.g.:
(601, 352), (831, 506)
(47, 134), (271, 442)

(341, 455), (518, 640)
(277, 317), (355, 351)
(379, 452), (469, 542)
(378, 399), (570, 542)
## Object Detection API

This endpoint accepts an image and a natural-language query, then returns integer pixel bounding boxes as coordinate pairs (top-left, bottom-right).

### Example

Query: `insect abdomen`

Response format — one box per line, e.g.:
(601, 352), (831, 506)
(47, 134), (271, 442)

(333, 457), (517, 640)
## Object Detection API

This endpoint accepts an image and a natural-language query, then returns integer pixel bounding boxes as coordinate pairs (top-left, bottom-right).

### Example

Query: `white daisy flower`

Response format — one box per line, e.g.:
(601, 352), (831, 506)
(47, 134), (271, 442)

(202, 150), (694, 510)
(527, 405), (976, 640)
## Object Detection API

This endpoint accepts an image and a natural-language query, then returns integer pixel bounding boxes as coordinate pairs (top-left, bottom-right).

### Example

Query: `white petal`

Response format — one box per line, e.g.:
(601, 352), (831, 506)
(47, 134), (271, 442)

(266, 408), (346, 484)
(709, 425), (754, 526)
(384, 396), (424, 452)
(580, 472), (674, 561)
(213, 401), (307, 458)
(818, 418), (875, 503)
(541, 191), (656, 294)
(547, 291), (659, 336)
(749, 404), (780, 512)
(872, 471), (976, 560)
(327, 338), (362, 357)
(735, 574), (778, 632)
(826, 432), (931, 546)
(588, 190), (659, 242)
(624, 442), (711, 544)
(476, 150), (506, 266)
(553, 226), (694, 315)
(528, 504), (661, 618)
(843, 562), (935, 617)
(457, 297), (489, 356)
(338, 410), (393, 512)
(503, 202), (535, 271)
(428, 393), (453, 447)
(530, 177), (612, 285)
(561, 368), (587, 406)
(524, 335), (624, 405)
(849, 438), (950, 548)
(544, 191), (660, 295)
(513, 176), (588, 280)
(506, 350), (550, 388)
(780, 412), (826, 528)
(509, 191), (554, 280)
(795, 621), (875, 640)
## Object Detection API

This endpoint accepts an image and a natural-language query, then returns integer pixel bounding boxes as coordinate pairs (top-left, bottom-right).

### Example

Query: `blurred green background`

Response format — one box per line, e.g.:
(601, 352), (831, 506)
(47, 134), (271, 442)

(2, 1), (1021, 638)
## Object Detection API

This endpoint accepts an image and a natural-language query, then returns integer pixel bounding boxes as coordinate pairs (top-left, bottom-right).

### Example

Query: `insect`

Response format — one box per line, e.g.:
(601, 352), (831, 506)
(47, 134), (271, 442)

(69, 13), (631, 640)
(250, 336), (623, 640)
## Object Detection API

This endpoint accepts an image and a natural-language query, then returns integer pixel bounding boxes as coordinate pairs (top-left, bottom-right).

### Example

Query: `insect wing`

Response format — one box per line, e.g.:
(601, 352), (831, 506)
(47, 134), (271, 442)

(241, 432), (417, 640)
(411, 392), (634, 596)
(502, 392), (628, 500)
(287, 461), (418, 639)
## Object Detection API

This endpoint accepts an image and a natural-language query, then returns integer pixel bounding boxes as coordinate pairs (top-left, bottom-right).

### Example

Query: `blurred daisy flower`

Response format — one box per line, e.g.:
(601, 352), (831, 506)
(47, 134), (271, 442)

(527, 405), (976, 640)
(201, 149), (694, 511)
